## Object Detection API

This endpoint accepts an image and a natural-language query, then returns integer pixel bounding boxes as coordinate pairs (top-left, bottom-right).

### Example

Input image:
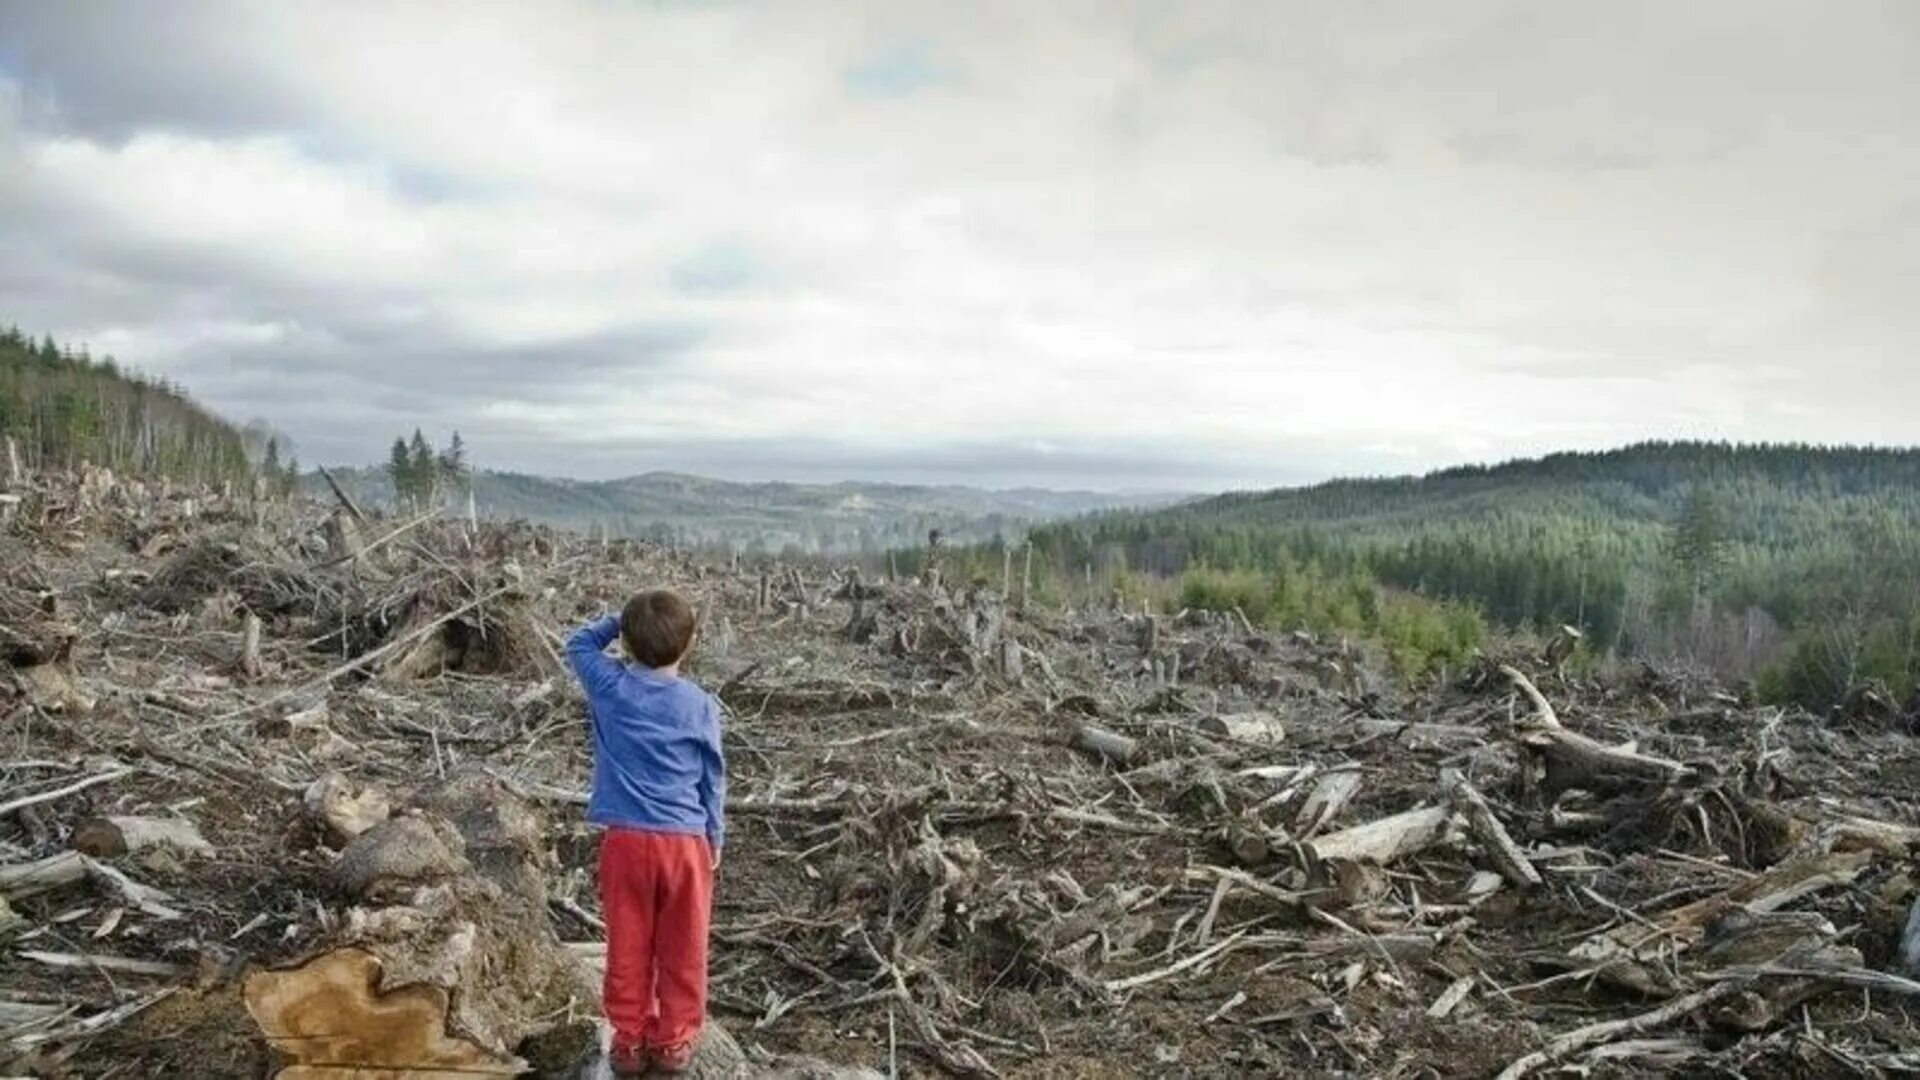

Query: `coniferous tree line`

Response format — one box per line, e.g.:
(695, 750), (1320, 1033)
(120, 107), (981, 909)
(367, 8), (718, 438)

(386, 428), (470, 510)
(0, 324), (253, 484)
(1009, 442), (1920, 709)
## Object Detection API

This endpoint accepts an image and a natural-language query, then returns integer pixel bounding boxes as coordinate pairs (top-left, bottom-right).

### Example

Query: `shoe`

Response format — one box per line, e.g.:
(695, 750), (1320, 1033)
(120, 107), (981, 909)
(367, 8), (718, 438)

(609, 1042), (649, 1077)
(651, 1040), (696, 1074)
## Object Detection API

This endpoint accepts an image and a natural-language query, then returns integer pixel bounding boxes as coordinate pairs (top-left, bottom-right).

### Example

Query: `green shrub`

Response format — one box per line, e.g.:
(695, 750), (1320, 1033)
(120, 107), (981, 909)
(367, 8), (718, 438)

(1174, 561), (1484, 681)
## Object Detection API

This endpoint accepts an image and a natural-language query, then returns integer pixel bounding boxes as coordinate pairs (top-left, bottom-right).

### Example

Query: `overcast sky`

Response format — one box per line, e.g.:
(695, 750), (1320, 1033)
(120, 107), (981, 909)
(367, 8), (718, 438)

(1, 2), (1916, 490)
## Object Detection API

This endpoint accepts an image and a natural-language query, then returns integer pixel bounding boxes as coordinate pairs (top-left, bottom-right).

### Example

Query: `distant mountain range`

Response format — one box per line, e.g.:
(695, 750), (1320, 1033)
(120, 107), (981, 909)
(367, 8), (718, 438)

(307, 466), (1183, 554)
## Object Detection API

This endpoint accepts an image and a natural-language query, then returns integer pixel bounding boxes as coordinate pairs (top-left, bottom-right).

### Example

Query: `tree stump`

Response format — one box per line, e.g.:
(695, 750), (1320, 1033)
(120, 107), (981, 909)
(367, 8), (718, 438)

(248, 771), (600, 1076)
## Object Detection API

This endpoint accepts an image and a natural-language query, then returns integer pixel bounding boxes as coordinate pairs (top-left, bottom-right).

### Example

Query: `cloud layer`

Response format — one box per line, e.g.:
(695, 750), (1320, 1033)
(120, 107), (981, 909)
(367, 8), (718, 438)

(2, 1), (1916, 489)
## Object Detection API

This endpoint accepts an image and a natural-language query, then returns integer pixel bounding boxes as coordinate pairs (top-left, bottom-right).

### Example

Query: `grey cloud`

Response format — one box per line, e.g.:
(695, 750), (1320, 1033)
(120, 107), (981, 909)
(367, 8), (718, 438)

(166, 320), (707, 423)
(0, 2), (310, 139)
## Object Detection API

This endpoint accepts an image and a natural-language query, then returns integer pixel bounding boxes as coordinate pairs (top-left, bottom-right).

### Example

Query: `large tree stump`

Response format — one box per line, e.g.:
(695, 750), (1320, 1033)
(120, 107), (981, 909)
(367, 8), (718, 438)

(247, 769), (875, 1079)
(248, 771), (600, 1077)
(247, 947), (526, 1077)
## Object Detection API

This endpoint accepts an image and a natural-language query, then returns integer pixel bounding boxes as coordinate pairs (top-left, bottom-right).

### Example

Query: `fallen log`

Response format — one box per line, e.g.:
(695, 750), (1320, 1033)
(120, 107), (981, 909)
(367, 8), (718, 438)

(1502, 666), (1689, 795)
(1696, 910), (1862, 1031)
(1426, 976), (1474, 1020)
(74, 855), (183, 919)
(1347, 718), (1485, 744)
(1070, 723), (1138, 767)
(1809, 812), (1920, 856)
(0, 850), (87, 898)
(1526, 724), (1691, 796)
(1237, 763), (1312, 788)
(1306, 805), (1457, 865)
(0, 765), (131, 818)
(1447, 780), (1541, 888)
(1578, 849), (1874, 960)
(1571, 849), (1874, 993)
(73, 815), (213, 859)
(20, 949), (185, 978)
(1494, 978), (1750, 1080)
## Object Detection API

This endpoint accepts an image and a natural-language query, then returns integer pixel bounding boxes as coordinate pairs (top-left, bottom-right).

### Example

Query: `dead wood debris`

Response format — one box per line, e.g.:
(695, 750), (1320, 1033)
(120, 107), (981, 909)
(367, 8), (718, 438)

(3, 467), (1920, 1077)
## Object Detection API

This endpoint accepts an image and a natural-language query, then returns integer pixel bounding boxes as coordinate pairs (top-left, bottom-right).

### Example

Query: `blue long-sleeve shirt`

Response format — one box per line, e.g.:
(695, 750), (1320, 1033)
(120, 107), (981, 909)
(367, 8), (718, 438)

(565, 615), (726, 850)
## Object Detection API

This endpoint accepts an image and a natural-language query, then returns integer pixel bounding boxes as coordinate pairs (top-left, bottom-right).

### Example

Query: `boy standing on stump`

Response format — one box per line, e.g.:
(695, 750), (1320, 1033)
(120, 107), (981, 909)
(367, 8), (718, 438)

(566, 590), (726, 1076)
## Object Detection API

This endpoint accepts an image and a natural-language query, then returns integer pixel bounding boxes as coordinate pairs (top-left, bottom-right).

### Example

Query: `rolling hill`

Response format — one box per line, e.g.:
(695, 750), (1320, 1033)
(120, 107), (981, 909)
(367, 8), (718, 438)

(0, 326), (255, 484)
(1017, 442), (1920, 706)
(308, 465), (1180, 555)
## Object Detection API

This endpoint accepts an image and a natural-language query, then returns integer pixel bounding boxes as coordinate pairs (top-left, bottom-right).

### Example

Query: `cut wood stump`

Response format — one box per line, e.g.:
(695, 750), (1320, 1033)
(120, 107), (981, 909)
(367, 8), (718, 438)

(9, 643), (94, 715)
(251, 775), (599, 1076)
(304, 772), (394, 846)
(240, 611), (264, 680)
(328, 814), (469, 900)
(246, 947), (524, 1077)
(1199, 711), (1285, 745)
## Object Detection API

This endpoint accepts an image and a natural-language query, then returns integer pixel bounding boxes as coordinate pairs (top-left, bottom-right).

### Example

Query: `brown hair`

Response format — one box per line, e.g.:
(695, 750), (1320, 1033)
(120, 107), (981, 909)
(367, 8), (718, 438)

(620, 589), (697, 668)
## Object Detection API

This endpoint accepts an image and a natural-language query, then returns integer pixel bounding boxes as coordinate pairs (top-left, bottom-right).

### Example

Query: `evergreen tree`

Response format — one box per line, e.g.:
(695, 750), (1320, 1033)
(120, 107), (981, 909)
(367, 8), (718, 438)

(1670, 486), (1729, 602)
(387, 437), (414, 508)
(407, 429), (437, 507)
(438, 430), (469, 495)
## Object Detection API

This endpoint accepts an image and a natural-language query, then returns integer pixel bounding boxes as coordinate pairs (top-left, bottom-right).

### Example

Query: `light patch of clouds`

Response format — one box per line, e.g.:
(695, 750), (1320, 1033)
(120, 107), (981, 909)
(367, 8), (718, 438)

(844, 41), (946, 99)
(670, 241), (768, 295)
(0, 1), (1917, 488)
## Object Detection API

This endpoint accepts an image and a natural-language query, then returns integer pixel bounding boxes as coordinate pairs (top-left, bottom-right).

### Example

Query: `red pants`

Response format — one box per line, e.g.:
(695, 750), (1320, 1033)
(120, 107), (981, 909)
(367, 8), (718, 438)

(599, 828), (714, 1049)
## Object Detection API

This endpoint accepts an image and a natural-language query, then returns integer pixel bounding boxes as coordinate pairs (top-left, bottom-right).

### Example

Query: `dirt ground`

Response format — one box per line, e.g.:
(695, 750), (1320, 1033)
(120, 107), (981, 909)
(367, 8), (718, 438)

(5, 468), (1920, 1078)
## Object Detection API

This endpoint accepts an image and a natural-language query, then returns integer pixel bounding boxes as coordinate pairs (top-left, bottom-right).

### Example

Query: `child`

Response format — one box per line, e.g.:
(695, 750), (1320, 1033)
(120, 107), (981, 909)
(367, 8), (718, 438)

(566, 589), (726, 1076)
